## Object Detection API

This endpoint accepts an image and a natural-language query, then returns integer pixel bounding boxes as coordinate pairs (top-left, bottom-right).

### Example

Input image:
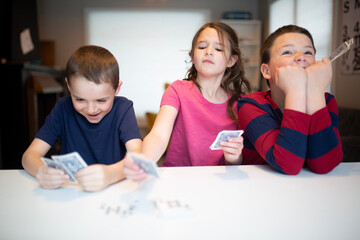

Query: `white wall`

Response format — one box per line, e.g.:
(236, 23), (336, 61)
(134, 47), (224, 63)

(36, 0), (260, 119)
(36, 0), (259, 69)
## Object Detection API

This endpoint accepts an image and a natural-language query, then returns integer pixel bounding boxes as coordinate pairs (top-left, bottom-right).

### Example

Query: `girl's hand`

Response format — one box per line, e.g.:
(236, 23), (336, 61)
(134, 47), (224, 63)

(76, 164), (112, 192)
(36, 166), (69, 189)
(122, 154), (148, 182)
(220, 136), (244, 165)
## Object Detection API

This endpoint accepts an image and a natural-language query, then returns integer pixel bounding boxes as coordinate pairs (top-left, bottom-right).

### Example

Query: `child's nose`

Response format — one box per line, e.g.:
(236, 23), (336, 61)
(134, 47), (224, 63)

(205, 47), (213, 56)
(294, 52), (306, 62)
(86, 103), (97, 113)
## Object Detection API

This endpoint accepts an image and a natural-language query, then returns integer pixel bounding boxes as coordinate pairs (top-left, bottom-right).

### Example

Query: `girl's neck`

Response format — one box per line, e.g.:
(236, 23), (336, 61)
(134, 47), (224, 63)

(196, 76), (228, 103)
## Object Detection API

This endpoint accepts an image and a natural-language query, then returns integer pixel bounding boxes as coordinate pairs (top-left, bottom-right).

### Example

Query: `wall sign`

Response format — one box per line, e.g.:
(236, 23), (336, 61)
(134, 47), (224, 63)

(341, 0), (360, 74)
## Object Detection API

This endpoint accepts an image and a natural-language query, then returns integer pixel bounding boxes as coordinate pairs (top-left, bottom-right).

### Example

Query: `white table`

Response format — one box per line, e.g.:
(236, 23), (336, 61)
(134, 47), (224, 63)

(1, 163), (359, 240)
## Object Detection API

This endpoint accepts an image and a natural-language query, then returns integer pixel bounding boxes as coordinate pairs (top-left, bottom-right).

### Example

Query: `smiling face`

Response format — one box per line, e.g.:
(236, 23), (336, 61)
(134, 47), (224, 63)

(66, 75), (120, 124)
(261, 32), (316, 81)
(192, 27), (236, 79)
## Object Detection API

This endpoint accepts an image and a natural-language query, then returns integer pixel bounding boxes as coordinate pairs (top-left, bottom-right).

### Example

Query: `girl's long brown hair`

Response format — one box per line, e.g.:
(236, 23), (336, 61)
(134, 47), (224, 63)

(185, 21), (251, 123)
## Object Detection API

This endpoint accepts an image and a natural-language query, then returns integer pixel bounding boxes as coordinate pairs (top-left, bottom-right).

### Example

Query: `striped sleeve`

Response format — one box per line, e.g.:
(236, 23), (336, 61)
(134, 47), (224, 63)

(306, 93), (343, 173)
(238, 94), (310, 175)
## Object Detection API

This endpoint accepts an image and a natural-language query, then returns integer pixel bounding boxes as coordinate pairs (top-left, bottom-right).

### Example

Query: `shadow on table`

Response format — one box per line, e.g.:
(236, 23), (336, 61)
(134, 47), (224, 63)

(255, 163), (360, 178)
(214, 165), (249, 180)
(29, 176), (95, 202)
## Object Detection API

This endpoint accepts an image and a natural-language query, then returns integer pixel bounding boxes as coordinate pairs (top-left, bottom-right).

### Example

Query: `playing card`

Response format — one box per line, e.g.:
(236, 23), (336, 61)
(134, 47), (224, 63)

(210, 130), (244, 150)
(155, 198), (194, 219)
(128, 152), (159, 178)
(41, 156), (77, 182)
(51, 152), (88, 183)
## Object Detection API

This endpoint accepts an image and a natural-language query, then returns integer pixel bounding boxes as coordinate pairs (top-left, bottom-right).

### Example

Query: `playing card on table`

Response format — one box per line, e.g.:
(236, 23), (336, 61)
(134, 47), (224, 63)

(128, 152), (159, 178)
(210, 130), (244, 150)
(155, 198), (194, 219)
(51, 152), (88, 183)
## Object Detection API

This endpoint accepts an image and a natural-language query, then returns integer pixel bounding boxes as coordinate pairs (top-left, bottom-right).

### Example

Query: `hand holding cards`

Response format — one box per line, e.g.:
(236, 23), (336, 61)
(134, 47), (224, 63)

(210, 130), (244, 150)
(41, 152), (88, 183)
(127, 152), (160, 178)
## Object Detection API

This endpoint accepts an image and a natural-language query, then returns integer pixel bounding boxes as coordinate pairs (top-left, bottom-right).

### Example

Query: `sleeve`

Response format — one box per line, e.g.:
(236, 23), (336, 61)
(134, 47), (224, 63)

(160, 81), (180, 110)
(305, 93), (343, 173)
(119, 100), (142, 144)
(238, 98), (311, 175)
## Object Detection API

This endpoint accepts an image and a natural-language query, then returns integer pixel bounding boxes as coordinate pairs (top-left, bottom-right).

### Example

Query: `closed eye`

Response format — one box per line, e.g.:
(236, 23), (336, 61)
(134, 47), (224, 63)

(281, 50), (293, 55)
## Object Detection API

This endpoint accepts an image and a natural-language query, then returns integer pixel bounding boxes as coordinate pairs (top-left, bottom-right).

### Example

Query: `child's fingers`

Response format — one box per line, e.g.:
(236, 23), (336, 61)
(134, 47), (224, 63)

(37, 167), (69, 189)
(220, 137), (243, 148)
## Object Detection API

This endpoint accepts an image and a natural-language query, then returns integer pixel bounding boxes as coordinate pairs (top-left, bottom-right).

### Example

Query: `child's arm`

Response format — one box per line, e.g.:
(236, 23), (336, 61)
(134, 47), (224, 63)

(305, 94), (343, 173)
(276, 65), (307, 113)
(123, 105), (177, 182)
(75, 138), (142, 192)
(238, 97), (311, 175)
(22, 138), (70, 188)
(305, 57), (332, 115)
(142, 105), (178, 161)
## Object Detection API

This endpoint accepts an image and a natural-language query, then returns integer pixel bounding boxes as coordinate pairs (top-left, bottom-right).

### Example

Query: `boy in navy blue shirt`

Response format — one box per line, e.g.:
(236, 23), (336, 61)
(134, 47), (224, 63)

(22, 45), (142, 191)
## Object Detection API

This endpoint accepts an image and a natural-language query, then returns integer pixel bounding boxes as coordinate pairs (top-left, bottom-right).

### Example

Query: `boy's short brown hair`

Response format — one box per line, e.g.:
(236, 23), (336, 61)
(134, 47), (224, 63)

(66, 45), (119, 90)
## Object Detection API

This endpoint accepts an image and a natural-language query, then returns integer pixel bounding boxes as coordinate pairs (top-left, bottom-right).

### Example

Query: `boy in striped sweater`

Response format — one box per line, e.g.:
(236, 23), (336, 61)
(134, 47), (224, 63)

(237, 25), (342, 174)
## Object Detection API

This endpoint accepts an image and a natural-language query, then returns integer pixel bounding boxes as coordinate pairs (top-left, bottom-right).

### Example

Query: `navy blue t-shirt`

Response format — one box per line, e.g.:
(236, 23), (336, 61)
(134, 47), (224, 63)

(36, 96), (142, 165)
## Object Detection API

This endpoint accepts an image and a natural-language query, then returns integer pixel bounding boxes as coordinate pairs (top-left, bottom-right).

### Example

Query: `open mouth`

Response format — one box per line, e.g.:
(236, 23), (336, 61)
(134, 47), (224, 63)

(87, 113), (101, 119)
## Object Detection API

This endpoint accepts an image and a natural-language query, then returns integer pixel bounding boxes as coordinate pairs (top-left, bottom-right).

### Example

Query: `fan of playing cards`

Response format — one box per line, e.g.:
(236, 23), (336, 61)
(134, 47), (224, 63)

(41, 152), (88, 183)
(210, 130), (244, 150)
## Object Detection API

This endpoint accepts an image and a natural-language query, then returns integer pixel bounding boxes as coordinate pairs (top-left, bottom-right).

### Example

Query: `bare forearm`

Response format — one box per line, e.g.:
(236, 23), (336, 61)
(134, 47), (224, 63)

(142, 133), (169, 163)
(284, 91), (306, 113)
(22, 150), (45, 177)
(108, 161), (126, 184)
(306, 92), (326, 115)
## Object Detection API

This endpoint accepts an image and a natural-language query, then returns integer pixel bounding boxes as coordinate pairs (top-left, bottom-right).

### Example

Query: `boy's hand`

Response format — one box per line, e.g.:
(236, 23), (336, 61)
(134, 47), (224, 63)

(123, 154), (148, 182)
(276, 65), (307, 95)
(220, 136), (244, 165)
(36, 166), (70, 189)
(75, 164), (113, 192)
(306, 57), (332, 95)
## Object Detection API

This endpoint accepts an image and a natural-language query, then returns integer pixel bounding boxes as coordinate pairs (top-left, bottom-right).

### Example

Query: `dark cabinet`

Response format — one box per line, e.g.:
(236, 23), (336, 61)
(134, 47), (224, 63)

(0, 63), (65, 169)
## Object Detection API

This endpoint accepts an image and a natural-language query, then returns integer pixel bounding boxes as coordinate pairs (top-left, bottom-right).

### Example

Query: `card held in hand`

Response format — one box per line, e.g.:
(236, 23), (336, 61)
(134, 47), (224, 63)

(128, 152), (159, 178)
(41, 152), (88, 183)
(210, 130), (244, 150)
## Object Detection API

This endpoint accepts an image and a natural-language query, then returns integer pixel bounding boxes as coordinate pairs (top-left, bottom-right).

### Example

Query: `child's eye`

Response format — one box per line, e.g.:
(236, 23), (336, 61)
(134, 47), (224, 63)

(305, 51), (314, 55)
(215, 48), (224, 52)
(75, 98), (84, 102)
(281, 50), (292, 55)
(97, 99), (106, 103)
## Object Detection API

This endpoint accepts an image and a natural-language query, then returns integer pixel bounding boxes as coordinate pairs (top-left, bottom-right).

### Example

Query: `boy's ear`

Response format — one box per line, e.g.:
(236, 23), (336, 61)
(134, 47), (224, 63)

(65, 78), (71, 92)
(260, 63), (271, 80)
(227, 55), (238, 68)
(115, 81), (123, 95)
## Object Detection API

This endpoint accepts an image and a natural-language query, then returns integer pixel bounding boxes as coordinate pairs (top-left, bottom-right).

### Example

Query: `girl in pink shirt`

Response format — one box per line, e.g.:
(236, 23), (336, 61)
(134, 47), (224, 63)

(124, 21), (251, 181)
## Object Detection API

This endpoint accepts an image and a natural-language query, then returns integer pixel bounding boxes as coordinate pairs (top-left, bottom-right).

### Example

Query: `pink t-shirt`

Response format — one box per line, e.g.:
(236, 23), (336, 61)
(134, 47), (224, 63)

(160, 80), (238, 167)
